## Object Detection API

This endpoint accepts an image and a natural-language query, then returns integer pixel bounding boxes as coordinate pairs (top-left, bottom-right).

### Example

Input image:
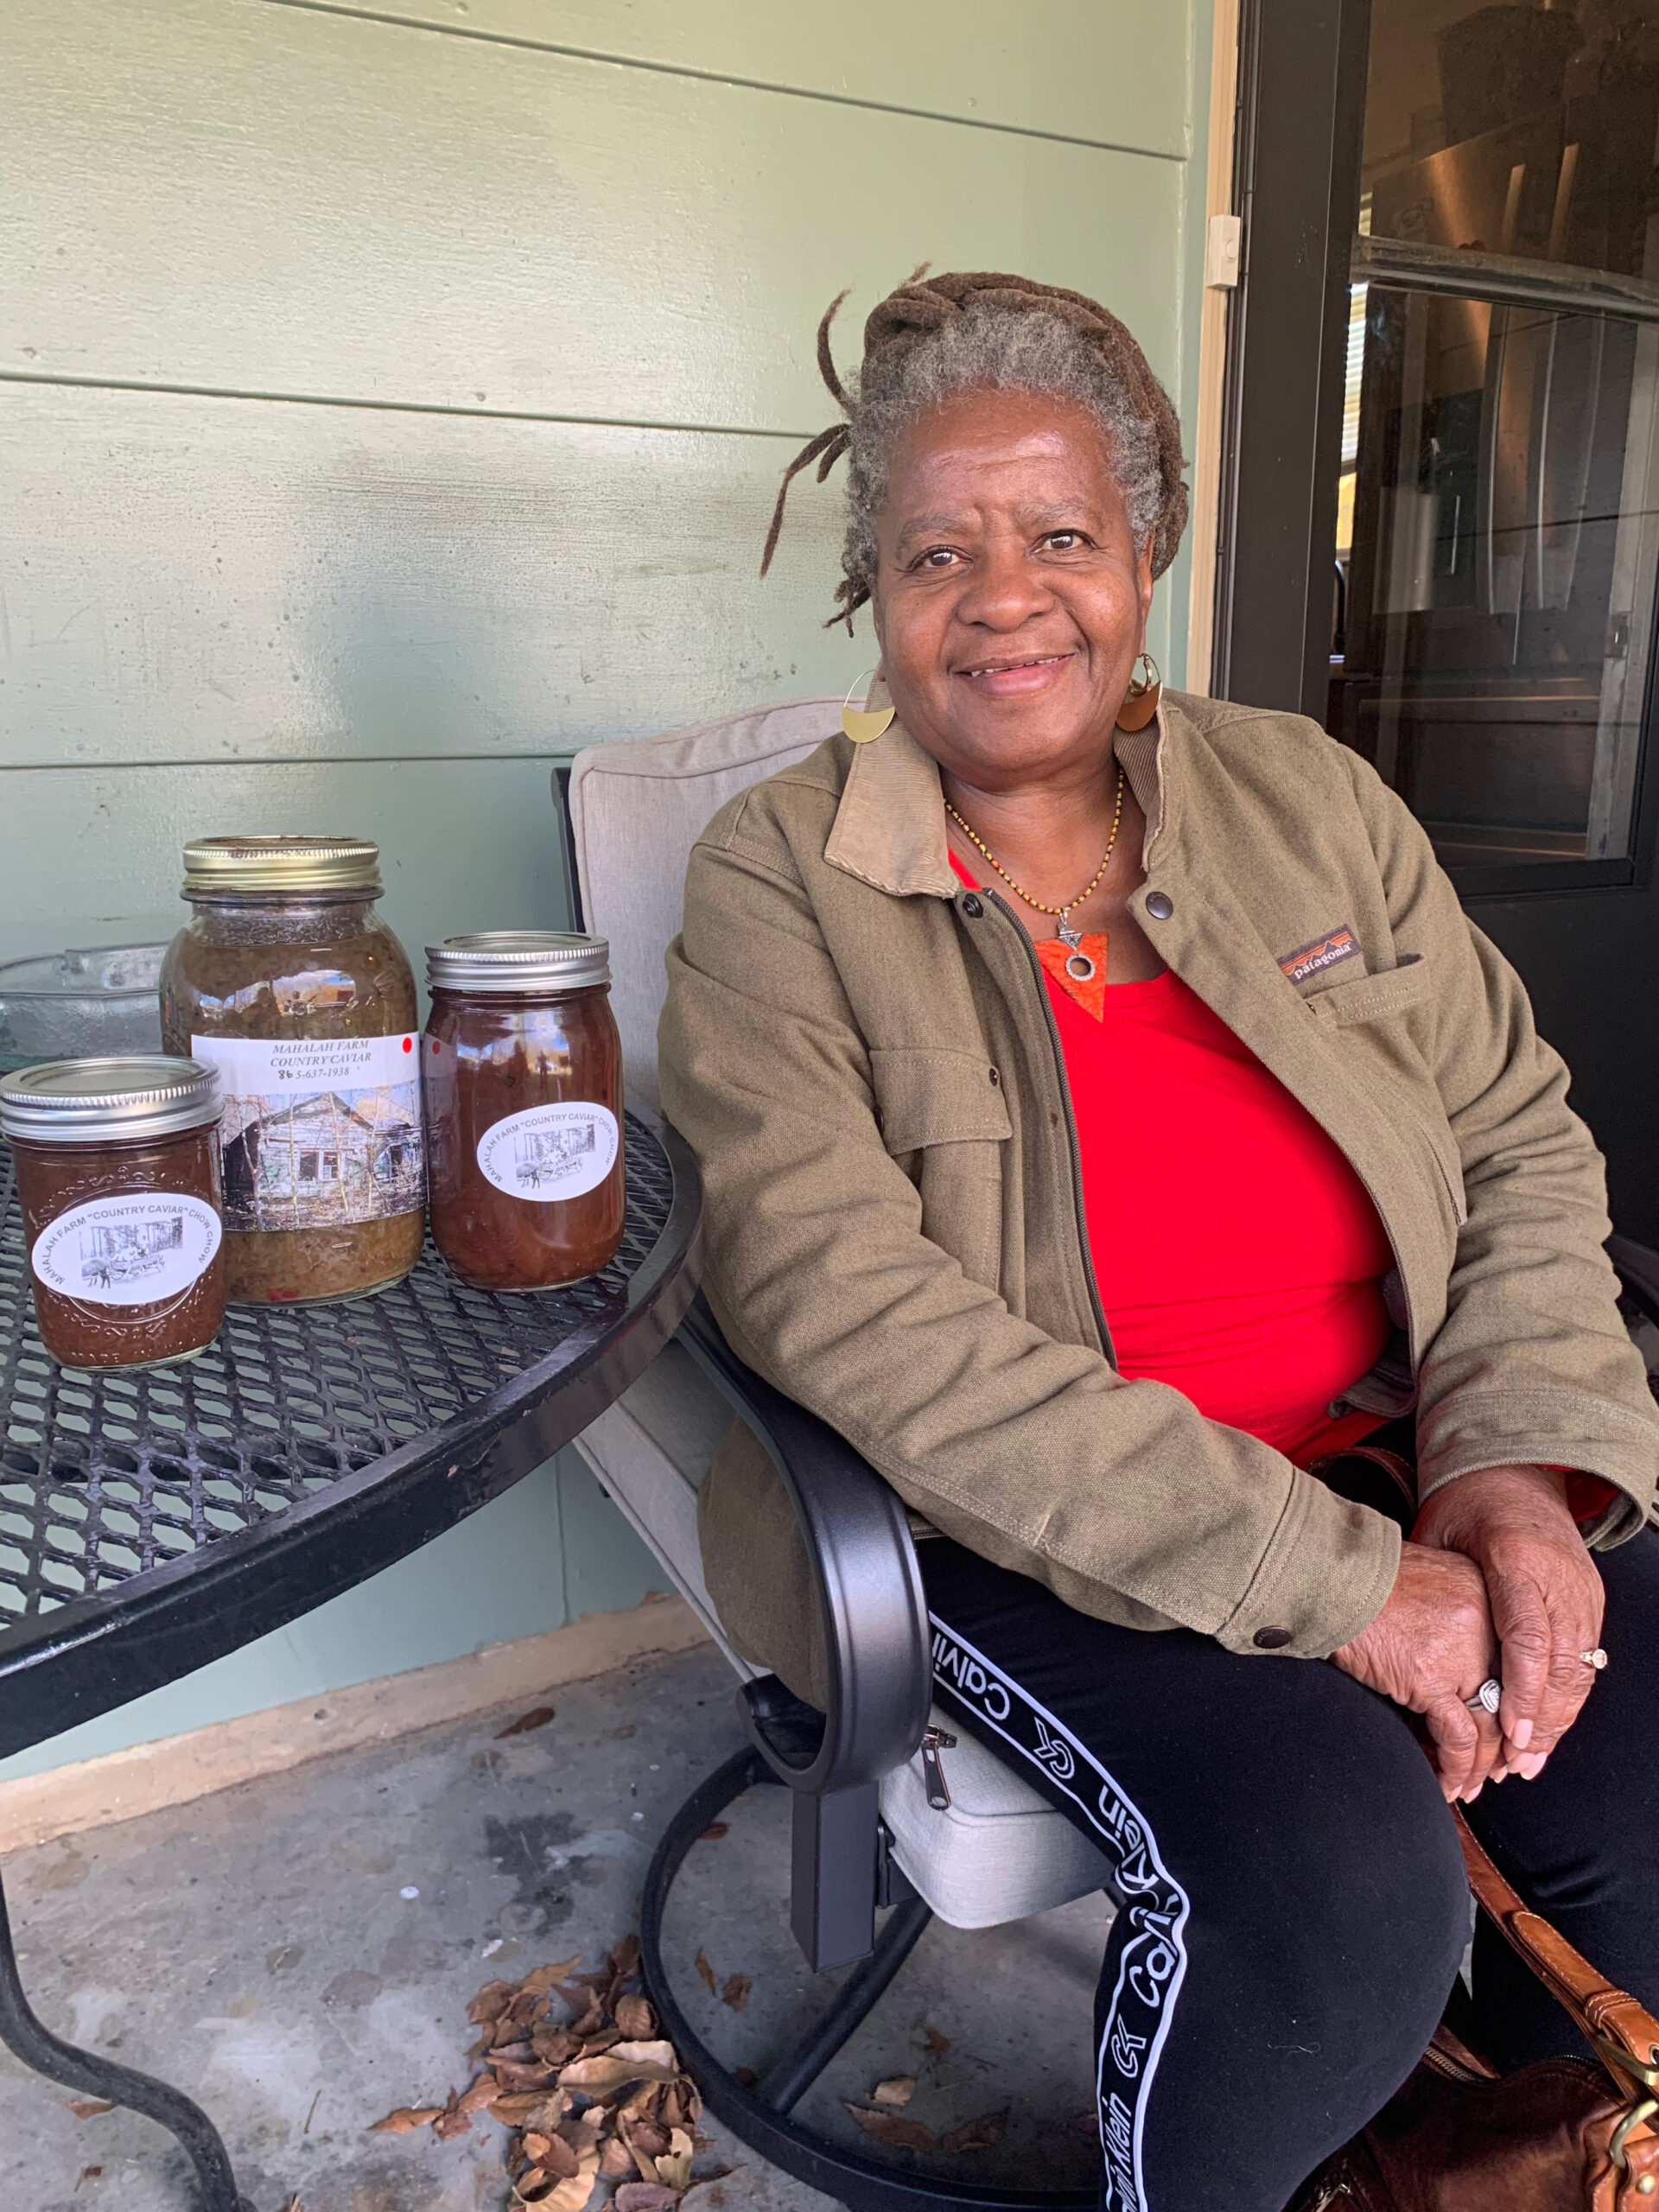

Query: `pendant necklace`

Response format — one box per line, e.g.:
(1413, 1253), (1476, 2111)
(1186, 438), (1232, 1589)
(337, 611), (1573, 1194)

(944, 767), (1125, 985)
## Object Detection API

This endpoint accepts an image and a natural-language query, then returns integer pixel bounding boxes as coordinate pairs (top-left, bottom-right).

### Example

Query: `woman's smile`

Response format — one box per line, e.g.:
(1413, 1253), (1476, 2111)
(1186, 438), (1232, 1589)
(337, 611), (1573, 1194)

(955, 650), (1076, 696)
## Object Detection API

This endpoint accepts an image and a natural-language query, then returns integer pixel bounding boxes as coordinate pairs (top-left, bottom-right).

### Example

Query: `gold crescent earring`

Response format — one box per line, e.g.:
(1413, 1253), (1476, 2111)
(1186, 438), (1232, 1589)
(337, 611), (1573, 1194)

(842, 669), (895, 745)
(1116, 652), (1161, 734)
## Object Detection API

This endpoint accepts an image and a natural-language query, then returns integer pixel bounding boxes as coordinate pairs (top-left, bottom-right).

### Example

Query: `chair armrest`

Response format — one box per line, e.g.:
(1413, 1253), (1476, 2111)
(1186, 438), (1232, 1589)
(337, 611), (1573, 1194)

(676, 1292), (932, 1796)
(1609, 1235), (1659, 1337)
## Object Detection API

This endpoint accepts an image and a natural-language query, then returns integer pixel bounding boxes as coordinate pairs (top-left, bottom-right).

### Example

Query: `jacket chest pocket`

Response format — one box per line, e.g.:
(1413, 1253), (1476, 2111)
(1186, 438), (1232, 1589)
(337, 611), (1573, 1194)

(1307, 957), (1467, 1229)
(869, 1046), (1013, 1288)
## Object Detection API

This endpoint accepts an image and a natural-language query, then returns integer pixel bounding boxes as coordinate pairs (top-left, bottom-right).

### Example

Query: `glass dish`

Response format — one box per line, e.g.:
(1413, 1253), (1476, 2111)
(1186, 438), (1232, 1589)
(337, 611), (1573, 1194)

(0, 946), (168, 1074)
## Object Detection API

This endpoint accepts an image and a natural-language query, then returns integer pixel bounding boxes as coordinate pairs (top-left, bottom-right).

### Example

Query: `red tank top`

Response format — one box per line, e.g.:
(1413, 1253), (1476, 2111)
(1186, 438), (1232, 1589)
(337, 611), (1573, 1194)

(950, 856), (1392, 1463)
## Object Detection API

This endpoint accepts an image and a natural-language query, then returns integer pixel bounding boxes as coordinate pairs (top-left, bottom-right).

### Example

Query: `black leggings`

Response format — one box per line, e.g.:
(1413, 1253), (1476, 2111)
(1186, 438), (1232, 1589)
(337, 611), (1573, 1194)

(919, 1527), (1659, 2212)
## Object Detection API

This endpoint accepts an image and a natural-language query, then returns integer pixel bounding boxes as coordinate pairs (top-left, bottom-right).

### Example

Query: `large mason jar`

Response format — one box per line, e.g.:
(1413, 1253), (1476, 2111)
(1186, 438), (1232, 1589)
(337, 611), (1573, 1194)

(159, 836), (424, 1305)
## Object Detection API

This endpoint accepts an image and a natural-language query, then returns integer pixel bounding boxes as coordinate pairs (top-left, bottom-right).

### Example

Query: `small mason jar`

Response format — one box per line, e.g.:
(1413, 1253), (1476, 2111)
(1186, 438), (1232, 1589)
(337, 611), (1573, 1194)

(423, 933), (625, 1291)
(0, 1056), (226, 1370)
(159, 836), (424, 1306)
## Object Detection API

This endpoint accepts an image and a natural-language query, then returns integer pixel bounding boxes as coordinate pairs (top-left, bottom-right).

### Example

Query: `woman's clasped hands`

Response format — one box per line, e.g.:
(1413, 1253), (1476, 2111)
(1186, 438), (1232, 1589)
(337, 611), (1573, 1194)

(1332, 1465), (1605, 1802)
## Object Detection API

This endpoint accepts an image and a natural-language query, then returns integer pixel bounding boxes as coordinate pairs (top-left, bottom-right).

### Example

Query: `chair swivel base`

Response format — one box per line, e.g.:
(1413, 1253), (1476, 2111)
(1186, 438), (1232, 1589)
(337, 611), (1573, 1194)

(639, 1749), (1096, 2212)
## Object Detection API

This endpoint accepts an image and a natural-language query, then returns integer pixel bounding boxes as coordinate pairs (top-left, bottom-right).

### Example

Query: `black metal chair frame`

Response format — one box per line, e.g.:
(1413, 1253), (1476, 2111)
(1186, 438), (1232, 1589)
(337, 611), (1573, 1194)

(636, 1248), (1659, 2212)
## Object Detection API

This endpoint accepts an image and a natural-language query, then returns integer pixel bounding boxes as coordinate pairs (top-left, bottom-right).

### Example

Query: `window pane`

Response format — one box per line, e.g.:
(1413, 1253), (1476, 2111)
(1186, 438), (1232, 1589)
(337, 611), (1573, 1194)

(1363, 2), (1659, 283)
(1329, 282), (1658, 870)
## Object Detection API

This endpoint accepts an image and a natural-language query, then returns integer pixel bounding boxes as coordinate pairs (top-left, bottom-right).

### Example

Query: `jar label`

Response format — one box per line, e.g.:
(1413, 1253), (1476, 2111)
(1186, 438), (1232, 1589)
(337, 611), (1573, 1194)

(475, 1103), (620, 1204)
(31, 1193), (222, 1309)
(190, 1032), (425, 1233)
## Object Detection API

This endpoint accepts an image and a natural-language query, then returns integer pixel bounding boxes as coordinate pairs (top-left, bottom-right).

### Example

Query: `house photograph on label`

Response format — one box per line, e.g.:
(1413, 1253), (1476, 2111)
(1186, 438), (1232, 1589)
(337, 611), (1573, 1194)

(222, 1087), (423, 1230)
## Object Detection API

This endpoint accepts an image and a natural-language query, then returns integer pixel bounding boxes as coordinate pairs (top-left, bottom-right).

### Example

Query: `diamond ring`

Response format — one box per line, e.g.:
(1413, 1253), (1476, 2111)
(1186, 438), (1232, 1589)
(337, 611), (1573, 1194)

(1464, 1678), (1502, 1715)
(1580, 1648), (1609, 1671)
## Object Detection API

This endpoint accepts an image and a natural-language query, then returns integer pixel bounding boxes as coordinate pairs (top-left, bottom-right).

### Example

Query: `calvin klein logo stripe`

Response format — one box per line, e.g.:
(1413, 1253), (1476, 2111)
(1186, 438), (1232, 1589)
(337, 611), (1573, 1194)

(926, 1615), (1190, 2212)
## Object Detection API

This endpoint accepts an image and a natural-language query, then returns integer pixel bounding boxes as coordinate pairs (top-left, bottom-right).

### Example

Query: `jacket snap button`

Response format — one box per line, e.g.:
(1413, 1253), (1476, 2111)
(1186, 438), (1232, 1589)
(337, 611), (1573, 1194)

(1254, 1627), (1294, 1650)
(961, 893), (983, 918)
(988, 1067), (1001, 1086)
(1145, 891), (1174, 920)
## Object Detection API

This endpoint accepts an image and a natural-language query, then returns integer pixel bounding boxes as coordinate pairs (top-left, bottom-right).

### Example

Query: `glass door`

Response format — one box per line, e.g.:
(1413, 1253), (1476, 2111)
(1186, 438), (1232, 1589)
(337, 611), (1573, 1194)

(1327, 0), (1659, 896)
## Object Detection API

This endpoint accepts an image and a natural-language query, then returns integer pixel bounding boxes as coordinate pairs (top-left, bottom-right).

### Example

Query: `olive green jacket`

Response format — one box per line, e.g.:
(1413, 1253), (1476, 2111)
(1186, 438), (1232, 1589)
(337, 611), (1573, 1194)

(658, 690), (1658, 1703)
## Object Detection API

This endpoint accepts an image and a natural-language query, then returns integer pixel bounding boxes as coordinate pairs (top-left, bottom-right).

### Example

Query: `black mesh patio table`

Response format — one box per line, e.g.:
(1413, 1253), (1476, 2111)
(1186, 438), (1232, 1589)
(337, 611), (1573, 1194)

(0, 1110), (702, 2210)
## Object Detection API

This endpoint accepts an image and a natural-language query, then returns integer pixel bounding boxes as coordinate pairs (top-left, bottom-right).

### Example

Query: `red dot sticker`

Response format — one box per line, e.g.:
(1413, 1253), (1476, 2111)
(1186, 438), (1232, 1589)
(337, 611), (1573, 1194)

(402, 1035), (413, 1052)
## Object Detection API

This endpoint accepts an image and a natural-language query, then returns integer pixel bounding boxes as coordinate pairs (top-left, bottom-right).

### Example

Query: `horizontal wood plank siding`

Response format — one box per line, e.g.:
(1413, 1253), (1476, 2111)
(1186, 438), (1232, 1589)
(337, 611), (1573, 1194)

(0, 386), (887, 771)
(4, 0), (1183, 429)
(270, 0), (1192, 153)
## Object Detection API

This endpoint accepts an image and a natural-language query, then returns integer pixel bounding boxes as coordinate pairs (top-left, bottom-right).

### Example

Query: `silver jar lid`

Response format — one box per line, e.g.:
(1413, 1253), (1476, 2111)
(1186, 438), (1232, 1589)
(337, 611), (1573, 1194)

(182, 836), (381, 897)
(425, 932), (611, 995)
(0, 1057), (223, 1145)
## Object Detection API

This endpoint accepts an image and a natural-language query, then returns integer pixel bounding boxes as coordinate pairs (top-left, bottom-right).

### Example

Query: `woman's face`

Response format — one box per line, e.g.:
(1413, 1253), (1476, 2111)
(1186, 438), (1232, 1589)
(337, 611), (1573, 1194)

(869, 387), (1154, 791)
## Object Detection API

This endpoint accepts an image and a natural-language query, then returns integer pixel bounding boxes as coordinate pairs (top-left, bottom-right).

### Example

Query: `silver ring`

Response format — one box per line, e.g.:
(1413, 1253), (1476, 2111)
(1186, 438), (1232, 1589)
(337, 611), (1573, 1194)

(1465, 1678), (1502, 1715)
(1580, 1648), (1608, 1671)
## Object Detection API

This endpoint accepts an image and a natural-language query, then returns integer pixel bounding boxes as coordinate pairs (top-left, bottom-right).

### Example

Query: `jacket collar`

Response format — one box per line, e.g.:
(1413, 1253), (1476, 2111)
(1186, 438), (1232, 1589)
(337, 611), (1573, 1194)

(822, 696), (1171, 898)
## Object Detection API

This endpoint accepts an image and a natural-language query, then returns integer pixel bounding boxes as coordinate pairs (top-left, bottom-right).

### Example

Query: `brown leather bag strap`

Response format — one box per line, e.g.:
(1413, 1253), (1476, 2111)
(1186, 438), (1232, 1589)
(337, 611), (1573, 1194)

(1454, 1808), (1659, 2094)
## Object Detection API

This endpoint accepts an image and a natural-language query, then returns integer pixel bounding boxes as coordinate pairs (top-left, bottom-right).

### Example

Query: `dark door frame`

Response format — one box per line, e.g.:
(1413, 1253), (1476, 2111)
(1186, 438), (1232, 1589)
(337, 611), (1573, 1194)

(1211, 0), (1374, 717)
(1206, 0), (1659, 1235)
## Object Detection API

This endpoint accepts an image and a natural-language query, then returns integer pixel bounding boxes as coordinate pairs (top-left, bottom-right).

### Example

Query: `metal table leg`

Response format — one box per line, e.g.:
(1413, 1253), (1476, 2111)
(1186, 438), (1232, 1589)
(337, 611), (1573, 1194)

(0, 1861), (245, 2211)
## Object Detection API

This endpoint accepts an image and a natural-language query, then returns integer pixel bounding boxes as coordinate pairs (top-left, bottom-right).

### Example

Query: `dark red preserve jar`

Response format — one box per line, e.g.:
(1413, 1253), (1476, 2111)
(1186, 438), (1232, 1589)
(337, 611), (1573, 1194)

(423, 934), (624, 1291)
(0, 1056), (226, 1370)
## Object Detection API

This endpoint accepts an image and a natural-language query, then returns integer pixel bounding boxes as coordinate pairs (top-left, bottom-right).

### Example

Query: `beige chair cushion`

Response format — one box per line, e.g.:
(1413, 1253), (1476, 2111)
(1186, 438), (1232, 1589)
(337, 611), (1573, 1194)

(566, 699), (838, 1109)
(565, 702), (1109, 1928)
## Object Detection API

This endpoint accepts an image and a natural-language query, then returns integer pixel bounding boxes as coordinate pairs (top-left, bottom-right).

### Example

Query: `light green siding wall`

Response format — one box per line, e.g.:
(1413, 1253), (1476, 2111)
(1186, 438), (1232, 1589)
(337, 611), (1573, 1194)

(0, 0), (1215, 1777)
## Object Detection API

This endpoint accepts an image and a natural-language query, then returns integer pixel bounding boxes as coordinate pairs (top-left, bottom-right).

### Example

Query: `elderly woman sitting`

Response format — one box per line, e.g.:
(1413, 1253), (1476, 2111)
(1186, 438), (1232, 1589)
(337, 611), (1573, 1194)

(658, 270), (1659, 2212)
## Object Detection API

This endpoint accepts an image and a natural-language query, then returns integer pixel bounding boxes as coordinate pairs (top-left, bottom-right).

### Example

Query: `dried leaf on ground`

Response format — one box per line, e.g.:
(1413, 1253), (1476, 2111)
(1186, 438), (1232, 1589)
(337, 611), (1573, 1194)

(530, 2133), (580, 2180)
(1068, 2108), (1100, 2137)
(532, 2026), (582, 2066)
(496, 2060), (561, 2091)
(655, 2125), (696, 2190)
(694, 1950), (718, 1995)
(73, 2172), (103, 2196)
(520, 1956), (582, 1997)
(498, 1706), (558, 1738)
(699, 1821), (730, 1840)
(605, 1933), (642, 1995)
(846, 2104), (938, 2152)
(372, 1929), (698, 2201)
(614, 2187), (681, 2212)
(494, 2090), (568, 2127)
(924, 2026), (951, 2057)
(369, 2105), (444, 2133)
(872, 2075), (916, 2107)
(662, 2079), (702, 2128)
(942, 2107), (1009, 2154)
(557, 2050), (679, 2095)
(516, 2148), (598, 2210)
(67, 2099), (115, 2120)
(720, 1974), (752, 2013)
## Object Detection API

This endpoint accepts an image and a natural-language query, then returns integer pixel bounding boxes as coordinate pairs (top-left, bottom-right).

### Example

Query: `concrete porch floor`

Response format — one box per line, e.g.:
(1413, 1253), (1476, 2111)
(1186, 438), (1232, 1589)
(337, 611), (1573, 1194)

(0, 1640), (1109, 2212)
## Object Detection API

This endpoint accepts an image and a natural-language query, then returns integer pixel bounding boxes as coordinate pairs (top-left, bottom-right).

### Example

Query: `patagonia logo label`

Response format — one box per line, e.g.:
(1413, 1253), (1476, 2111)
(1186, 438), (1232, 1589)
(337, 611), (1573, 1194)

(1280, 925), (1360, 984)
